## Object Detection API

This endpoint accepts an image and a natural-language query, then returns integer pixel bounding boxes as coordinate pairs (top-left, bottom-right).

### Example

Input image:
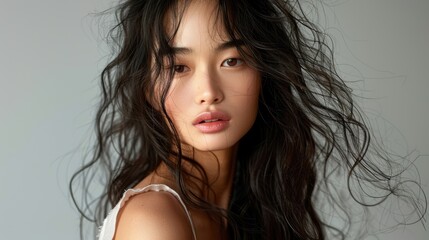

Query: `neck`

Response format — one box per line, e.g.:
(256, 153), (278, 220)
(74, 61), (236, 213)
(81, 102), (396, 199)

(149, 144), (237, 209)
(183, 145), (237, 209)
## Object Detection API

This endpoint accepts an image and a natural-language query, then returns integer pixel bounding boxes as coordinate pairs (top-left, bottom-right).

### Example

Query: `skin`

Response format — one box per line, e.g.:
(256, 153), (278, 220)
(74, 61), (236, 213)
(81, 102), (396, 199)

(114, 0), (260, 239)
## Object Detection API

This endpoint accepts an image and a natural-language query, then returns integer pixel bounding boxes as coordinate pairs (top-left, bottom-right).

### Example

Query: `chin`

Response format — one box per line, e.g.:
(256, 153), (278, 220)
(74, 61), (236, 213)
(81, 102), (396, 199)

(187, 136), (239, 153)
(193, 143), (235, 152)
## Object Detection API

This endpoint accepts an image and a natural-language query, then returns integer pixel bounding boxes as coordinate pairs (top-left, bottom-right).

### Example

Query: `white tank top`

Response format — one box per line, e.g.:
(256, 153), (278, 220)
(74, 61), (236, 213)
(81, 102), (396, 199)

(97, 184), (197, 240)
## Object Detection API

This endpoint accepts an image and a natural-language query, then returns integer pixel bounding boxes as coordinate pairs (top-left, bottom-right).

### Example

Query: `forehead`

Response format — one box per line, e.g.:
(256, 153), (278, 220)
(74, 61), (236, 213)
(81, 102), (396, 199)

(164, 0), (229, 46)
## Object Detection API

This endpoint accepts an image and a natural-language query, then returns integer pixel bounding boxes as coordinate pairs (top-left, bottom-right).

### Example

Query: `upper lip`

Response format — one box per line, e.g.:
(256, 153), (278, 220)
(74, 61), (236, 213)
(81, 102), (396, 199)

(192, 111), (231, 125)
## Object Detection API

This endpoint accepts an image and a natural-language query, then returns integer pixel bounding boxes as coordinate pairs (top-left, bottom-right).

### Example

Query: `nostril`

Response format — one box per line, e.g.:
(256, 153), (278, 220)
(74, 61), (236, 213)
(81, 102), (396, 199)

(198, 95), (222, 104)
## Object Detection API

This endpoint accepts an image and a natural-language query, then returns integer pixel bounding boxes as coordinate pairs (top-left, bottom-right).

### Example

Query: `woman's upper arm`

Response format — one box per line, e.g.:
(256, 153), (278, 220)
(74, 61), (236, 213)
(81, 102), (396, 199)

(113, 191), (194, 240)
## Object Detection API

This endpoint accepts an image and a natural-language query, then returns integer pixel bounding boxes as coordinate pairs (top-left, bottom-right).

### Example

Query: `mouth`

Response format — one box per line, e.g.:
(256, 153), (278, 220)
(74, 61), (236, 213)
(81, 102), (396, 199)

(192, 111), (230, 125)
(192, 111), (230, 133)
(199, 119), (221, 124)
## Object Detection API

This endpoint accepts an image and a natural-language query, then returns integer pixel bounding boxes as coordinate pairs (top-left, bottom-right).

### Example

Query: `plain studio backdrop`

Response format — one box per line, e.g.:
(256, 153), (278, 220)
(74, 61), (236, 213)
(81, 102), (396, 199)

(0, 0), (427, 239)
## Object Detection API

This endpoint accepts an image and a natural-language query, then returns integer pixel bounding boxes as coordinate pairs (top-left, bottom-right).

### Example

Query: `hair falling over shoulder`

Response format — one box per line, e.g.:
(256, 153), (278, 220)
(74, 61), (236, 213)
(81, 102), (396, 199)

(70, 0), (427, 239)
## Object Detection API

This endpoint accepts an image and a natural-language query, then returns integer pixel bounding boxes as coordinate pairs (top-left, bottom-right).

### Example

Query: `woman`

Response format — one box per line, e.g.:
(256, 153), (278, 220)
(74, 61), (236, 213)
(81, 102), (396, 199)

(70, 0), (426, 239)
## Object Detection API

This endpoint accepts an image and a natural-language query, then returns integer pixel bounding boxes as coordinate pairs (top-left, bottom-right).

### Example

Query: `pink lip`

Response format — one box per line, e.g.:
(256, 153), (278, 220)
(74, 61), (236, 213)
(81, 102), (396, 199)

(192, 111), (230, 133)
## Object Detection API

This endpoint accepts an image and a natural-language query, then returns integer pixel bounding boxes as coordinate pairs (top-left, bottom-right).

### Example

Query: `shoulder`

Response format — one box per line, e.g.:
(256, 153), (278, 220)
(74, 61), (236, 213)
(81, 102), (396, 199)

(113, 190), (194, 240)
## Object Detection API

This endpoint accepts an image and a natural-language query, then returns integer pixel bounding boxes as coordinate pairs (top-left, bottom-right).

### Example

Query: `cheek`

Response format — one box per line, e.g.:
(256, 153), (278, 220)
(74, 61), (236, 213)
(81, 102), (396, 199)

(242, 72), (261, 120)
(225, 71), (260, 131)
(227, 70), (261, 103)
(164, 82), (190, 120)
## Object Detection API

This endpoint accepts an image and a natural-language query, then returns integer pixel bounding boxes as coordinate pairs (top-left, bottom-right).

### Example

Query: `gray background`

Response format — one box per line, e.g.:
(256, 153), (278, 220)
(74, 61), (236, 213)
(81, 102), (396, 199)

(0, 0), (427, 239)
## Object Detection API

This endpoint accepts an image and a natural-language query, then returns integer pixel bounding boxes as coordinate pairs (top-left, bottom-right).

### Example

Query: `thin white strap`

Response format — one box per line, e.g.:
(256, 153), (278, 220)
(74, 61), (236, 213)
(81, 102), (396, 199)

(140, 184), (197, 240)
(97, 184), (197, 240)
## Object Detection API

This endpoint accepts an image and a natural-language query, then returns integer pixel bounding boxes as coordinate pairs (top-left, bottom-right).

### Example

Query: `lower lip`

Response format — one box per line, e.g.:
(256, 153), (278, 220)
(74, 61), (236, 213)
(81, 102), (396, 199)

(194, 121), (229, 133)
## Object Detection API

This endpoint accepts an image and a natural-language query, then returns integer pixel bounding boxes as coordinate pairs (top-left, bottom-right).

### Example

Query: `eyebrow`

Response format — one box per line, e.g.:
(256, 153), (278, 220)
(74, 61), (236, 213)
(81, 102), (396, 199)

(171, 39), (244, 55)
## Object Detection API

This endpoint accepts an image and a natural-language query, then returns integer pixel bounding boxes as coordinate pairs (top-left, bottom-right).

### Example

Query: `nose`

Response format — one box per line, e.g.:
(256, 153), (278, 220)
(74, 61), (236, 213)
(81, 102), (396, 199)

(194, 68), (224, 105)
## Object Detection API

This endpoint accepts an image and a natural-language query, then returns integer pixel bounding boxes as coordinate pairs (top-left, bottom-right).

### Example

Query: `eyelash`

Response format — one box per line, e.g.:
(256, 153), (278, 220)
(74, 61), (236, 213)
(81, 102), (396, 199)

(173, 65), (188, 73)
(173, 58), (244, 74)
(221, 58), (244, 67)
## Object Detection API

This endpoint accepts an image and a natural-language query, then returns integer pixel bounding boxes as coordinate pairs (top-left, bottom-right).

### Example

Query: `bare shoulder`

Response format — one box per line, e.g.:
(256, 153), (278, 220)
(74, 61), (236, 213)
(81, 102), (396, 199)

(113, 190), (194, 240)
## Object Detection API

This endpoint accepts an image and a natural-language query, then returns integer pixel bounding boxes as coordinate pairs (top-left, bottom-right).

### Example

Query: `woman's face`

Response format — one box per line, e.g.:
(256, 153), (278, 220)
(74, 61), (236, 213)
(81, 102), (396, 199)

(164, 0), (260, 152)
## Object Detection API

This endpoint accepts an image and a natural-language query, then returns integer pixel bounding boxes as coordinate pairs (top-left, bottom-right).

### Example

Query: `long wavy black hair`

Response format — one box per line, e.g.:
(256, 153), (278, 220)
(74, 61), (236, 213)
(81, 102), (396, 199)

(70, 0), (426, 239)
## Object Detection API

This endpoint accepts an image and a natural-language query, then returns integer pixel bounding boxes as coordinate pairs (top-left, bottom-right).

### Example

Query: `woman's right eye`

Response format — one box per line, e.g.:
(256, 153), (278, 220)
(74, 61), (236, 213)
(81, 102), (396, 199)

(173, 65), (189, 73)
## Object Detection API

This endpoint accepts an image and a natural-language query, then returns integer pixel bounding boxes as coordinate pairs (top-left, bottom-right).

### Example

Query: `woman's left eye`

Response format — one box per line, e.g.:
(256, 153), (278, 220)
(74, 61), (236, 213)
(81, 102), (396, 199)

(221, 58), (243, 67)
